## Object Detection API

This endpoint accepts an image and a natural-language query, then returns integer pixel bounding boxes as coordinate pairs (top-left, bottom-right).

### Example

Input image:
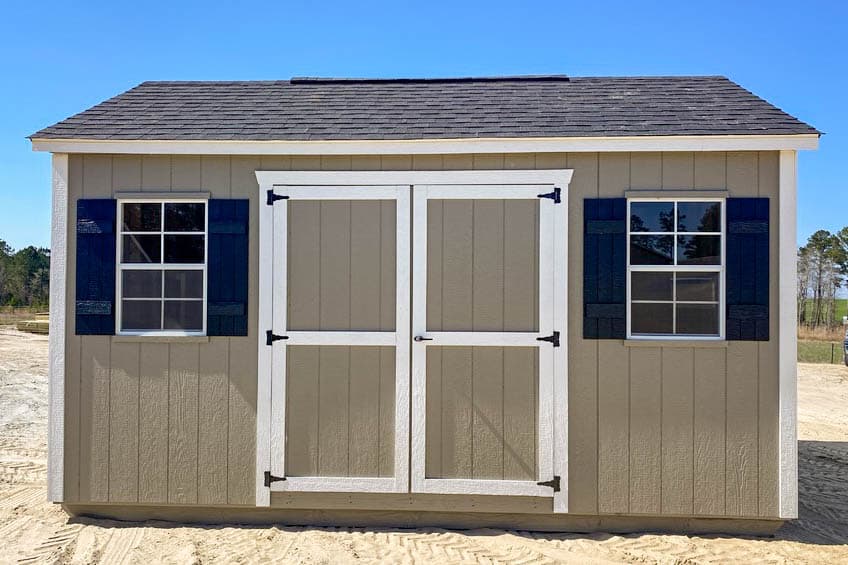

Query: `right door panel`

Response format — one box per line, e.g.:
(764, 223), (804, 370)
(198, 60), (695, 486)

(411, 185), (558, 499)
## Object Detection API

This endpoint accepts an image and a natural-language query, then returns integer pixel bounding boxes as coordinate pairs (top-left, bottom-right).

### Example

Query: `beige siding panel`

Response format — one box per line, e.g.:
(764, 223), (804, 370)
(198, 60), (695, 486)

(112, 156), (143, 192)
(227, 156), (260, 505)
(168, 344), (199, 504)
(201, 156), (232, 198)
(288, 201), (321, 330)
(286, 346), (395, 477)
(504, 154), (536, 170)
(381, 155), (412, 170)
(378, 347), (395, 476)
(350, 201), (387, 330)
(597, 342), (630, 514)
(693, 348), (727, 515)
(726, 342), (759, 516)
(726, 152), (759, 196)
(258, 156), (291, 175)
(503, 348), (538, 481)
(82, 155), (112, 197)
(426, 199), (443, 331)
(320, 202), (352, 330)
(565, 152), (598, 514)
(138, 343), (169, 503)
(758, 151), (780, 517)
(694, 153), (727, 189)
(321, 155), (352, 171)
(412, 155), (444, 170)
(661, 347), (694, 515)
(78, 337), (110, 502)
(629, 152), (662, 188)
(289, 155), (321, 170)
(504, 200), (539, 332)
(473, 154), (505, 170)
(197, 339), (229, 505)
(380, 201), (397, 331)
(424, 347), (443, 477)
(286, 346), (320, 476)
(439, 200), (474, 330)
(471, 348), (504, 479)
(108, 342), (139, 502)
(141, 155), (172, 190)
(441, 154), (474, 170)
(349, 348), (389, 477)
(629, 347), (662, 514)
(436, 347), (473, 478)
(171, 155), (202, 191)
(64, 156), (83, 502)
(473, 200), (505, 331)
(315, 346), (349, 475)
(596, 152), (630, 514)
(351, 155), (382, 170)
(662, 152), (695, 189)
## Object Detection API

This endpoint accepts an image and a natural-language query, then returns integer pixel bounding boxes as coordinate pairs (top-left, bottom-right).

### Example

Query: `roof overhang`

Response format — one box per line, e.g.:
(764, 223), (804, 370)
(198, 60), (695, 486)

(29, 133), (819, 155)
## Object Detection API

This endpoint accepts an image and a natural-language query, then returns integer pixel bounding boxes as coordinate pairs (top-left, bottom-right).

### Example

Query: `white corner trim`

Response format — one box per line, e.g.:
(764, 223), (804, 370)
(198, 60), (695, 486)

(31, 133), (819, 155)
(48, 153), (68, 503)
(778, 150), (798, 519)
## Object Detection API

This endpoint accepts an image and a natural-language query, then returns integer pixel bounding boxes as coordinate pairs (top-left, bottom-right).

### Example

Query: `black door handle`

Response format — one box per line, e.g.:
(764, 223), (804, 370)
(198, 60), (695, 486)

(414, 336), (433, 342)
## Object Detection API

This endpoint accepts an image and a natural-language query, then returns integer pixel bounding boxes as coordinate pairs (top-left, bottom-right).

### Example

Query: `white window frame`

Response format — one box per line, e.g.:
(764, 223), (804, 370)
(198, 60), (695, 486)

(115, 198), (208, 337)
(254, 169), (571, 511)
(264, 185), (411, 496)
(626, 197), (726, 340)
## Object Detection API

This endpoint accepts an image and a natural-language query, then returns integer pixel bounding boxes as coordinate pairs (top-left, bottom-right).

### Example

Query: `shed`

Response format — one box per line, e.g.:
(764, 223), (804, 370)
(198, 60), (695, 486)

(30, 75), (819, 533)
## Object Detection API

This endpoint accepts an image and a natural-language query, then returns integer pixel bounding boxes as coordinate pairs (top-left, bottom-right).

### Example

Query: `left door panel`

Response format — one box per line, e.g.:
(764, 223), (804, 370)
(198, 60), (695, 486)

(268, 186), (410, 493)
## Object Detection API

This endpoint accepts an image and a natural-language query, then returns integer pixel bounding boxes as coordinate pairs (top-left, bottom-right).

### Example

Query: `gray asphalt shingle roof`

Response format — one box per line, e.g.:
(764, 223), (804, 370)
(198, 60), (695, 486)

(31, 75), (819, 141)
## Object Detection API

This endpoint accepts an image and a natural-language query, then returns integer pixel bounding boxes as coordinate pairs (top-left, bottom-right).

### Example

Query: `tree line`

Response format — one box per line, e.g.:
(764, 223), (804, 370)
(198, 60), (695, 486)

(0, 239), (50, 308)
(798, 228), (848, 329)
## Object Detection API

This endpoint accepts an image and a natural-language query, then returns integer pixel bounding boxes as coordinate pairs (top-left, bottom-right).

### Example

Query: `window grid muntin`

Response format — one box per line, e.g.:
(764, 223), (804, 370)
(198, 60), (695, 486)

(117, 199), (208, 336)
(627, 198), (725, 339)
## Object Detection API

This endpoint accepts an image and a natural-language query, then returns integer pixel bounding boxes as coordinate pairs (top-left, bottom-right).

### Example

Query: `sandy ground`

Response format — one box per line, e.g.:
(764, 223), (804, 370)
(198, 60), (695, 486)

(0, 327), (846, 564)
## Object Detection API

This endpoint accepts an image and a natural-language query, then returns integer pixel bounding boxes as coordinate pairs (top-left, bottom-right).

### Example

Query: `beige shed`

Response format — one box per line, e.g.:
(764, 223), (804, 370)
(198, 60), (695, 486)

(30, 75), (819, 533)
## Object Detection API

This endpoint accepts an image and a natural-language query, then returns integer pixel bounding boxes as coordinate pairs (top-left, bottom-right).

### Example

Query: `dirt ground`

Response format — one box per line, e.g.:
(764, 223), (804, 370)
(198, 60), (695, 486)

(0, 327), (846, 564)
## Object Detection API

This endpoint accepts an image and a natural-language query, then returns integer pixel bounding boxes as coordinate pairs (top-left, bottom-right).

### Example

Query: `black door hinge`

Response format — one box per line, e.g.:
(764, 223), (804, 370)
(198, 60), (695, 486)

(266, 189), (289, 206)
(266, 330), (289, 346)
(536, 331), (560, 347)
(537, 187), (561, 204)
(537, 475), (561, 492)
(264, 471), (286, 487)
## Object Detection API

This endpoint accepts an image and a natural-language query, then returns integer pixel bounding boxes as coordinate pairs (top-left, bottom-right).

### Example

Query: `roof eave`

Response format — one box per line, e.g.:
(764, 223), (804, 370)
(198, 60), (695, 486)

(29, 133), (820, 155)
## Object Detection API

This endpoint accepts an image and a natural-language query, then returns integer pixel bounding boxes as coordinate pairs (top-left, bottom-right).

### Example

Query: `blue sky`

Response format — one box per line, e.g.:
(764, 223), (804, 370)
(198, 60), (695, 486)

(0, 0), (844, 250)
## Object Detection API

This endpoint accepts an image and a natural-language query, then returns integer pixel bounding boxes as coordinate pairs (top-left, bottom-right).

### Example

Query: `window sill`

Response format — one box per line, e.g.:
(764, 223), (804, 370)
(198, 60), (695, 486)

(112, 335), (210, 344)
(623, 339), (728, 348)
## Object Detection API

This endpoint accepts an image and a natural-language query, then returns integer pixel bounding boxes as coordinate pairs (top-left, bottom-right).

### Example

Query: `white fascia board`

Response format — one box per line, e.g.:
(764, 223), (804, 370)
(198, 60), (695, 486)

(778, 150), (799, 519)
(48, 153), (68, 503)
(31, 134), (819, 155)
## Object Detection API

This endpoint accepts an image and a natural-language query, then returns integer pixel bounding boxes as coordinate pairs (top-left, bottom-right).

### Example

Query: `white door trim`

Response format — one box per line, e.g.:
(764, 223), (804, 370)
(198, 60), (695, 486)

(409, 183), (568, 509)
(255, 182), (410, 503)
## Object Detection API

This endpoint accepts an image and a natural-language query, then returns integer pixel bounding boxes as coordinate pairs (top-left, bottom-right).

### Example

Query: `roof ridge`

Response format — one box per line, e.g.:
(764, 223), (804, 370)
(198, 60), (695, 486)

(288, 75), (570, 84)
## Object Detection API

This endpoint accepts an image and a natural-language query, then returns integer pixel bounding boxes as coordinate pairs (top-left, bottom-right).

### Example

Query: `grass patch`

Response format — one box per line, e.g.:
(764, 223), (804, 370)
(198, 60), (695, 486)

(798, 340), (845, 364)
(801, 298), (848, 326)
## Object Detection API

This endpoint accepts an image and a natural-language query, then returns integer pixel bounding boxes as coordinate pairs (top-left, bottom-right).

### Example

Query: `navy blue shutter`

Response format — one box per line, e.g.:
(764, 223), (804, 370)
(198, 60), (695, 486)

(584, 198), (627, 339)
(207, 199), (250, 336)
(76, 199), (116, 335)
(726, 198), (770, 341)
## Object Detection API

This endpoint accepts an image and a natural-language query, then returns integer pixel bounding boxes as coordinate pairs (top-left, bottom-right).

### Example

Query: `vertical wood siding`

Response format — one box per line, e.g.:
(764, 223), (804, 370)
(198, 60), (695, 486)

(65, 151), (781, 518)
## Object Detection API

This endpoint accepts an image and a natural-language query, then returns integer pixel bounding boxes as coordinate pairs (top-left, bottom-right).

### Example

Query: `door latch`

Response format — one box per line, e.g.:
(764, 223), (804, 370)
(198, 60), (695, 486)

(413, 336), (433, 342)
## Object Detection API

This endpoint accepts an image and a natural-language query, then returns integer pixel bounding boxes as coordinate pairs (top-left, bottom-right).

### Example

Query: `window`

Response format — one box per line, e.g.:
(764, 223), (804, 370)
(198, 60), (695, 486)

(117, 200), (207, 335)
(627, 199), (724, 338)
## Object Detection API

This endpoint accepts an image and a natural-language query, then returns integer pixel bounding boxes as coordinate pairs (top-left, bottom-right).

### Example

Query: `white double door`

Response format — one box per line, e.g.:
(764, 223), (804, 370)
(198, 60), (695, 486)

(262, 175), (566, 510)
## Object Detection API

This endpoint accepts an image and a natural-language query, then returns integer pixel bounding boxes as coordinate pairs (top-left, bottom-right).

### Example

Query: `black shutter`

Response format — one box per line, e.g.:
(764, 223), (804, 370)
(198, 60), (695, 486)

(584, 198), (626, 339)
(76, 199), (116, 335)
(726, 197), (770, 341)
(207, 199), (250, 336)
